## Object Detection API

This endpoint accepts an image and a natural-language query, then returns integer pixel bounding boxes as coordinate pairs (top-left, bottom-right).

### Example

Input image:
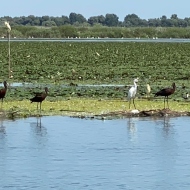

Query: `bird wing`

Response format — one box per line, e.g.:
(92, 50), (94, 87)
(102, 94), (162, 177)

(34, 92), (44, 97)
(155, 87), (172, 96)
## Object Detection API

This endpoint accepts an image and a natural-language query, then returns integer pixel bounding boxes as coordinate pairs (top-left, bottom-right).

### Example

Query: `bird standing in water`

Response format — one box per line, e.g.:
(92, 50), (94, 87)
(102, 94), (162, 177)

(128, 78), (139, 109)
(30, 87), (48, 112)
(154, 83), (176, 109)
(0, 81), (8, 108)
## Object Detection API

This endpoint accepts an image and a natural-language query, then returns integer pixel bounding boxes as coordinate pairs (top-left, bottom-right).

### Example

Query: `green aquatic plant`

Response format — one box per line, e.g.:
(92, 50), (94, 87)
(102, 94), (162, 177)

(0, 41), (190, 86)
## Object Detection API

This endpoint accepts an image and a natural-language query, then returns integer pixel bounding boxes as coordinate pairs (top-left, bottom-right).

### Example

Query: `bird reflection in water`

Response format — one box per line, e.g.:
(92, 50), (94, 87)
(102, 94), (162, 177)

(0, 118), (5, 134)
(127, 117), (138, 142)
(162, 116), (173, 135)
(30, 117), (47, 138)
(153, 116), (173, 136)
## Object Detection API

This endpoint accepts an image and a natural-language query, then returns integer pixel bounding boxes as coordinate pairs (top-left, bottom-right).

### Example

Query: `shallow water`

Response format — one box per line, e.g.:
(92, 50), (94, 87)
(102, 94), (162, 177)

(0, 116), (190, 189)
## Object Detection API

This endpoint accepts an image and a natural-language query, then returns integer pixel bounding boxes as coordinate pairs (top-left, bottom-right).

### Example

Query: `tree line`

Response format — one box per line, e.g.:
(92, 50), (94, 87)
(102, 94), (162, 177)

(1, 13), (190, 27)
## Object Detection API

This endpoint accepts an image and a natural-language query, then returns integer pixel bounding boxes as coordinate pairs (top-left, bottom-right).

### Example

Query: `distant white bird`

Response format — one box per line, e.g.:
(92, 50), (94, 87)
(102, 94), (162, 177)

(4, 21), (11, 31)
(183, 92), (189, 100)
(128, 78), (139, 109)
(146, 83), (151, 97)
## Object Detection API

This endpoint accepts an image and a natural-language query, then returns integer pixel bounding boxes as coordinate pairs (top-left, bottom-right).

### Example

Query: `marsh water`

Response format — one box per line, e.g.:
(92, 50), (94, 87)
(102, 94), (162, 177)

(0, 116), (190, 189)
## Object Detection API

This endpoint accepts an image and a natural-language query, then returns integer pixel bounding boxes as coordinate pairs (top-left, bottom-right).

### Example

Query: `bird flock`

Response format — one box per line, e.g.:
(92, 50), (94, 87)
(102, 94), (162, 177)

(0, 79), (186, 113)
(128, 78), (177, 110)
(0, 81), (48, 112)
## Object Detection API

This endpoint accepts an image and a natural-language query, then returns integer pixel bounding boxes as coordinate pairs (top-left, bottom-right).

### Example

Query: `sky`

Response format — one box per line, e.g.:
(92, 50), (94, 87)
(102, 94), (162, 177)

(1, 0), (190, 21)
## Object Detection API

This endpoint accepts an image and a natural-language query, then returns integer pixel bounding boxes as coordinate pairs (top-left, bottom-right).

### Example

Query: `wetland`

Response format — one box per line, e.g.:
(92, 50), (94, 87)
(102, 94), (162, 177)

(0, 41), (190, 118)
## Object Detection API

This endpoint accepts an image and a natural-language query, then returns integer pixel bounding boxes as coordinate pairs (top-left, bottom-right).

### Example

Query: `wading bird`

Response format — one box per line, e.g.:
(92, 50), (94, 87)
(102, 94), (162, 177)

(154, 83), (176, 109)
(146, 83), (151, 97)
(30, 87), (48, 112)
(0, 81), (7, 108)
(128, 78), (138, 109)
(4, 21), (11, 31)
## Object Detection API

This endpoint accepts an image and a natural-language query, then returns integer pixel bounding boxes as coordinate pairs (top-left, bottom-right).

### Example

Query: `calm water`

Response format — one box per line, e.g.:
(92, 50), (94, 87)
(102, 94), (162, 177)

(0, 116), (190, 189)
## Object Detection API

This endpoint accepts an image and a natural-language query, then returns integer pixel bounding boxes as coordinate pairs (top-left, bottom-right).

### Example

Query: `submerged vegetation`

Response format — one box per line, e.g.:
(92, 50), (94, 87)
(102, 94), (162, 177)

(0, 41), (190, 118)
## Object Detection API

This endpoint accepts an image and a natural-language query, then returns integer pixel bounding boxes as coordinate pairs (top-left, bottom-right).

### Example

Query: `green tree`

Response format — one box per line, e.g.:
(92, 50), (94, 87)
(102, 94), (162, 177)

(69, 12), (86, 24)
(97, 15), (105, 25)
(104, 14), (119, 26)
(124, 14), (143, 27)
(42, 20), (56, 27)
(160, 15), (168, 27)
(88, 16), (99, 25)
(148, 18), (161, 27)
(52, 16), (70, 26)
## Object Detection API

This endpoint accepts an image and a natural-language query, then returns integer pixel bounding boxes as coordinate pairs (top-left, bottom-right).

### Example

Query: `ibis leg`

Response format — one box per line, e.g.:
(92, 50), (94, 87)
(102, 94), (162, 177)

(164, 97), (166, 109)
(167, 96), (169, 109)
(40, 102), (42, 113)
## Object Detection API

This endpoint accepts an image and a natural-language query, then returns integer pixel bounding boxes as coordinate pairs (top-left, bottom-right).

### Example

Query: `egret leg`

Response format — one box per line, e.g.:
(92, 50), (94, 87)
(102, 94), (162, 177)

(129, 100), (131, 109)
(133, 98), (136, 109)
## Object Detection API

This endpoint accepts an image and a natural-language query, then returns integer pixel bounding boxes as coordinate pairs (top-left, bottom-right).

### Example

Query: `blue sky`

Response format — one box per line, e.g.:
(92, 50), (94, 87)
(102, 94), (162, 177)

(1, 0), (190, 21)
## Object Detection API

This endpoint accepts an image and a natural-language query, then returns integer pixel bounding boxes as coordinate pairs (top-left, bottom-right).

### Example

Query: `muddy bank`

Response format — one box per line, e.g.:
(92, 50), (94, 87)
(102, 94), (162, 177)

(73, 108), (190, 120)
(1, 107), (190, 120)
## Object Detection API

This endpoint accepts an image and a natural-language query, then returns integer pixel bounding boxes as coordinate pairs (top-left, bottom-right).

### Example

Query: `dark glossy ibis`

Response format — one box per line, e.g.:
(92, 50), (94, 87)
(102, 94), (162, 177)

(128, 78), (138, 109)
(0, 81), (7, 107)
(30, 87), (48, 111)
(154, 83), (176, 109)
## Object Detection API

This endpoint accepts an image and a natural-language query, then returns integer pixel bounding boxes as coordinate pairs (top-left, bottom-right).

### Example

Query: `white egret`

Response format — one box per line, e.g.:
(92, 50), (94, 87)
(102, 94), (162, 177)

(4, 21), (11, 31)
(128, 78), (139, 109)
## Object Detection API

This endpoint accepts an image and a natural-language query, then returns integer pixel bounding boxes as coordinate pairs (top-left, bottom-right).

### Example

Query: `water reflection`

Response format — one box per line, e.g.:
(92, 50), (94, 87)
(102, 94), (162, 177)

(153, 116), (174, 136)
(30, 117), (47, 147)
(0, 118), (6, 134)
(0, 116), (189, 189)
(30, 117), (47, 134)
(162, 117), (173, 136)
(127, 117), (138, 142)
